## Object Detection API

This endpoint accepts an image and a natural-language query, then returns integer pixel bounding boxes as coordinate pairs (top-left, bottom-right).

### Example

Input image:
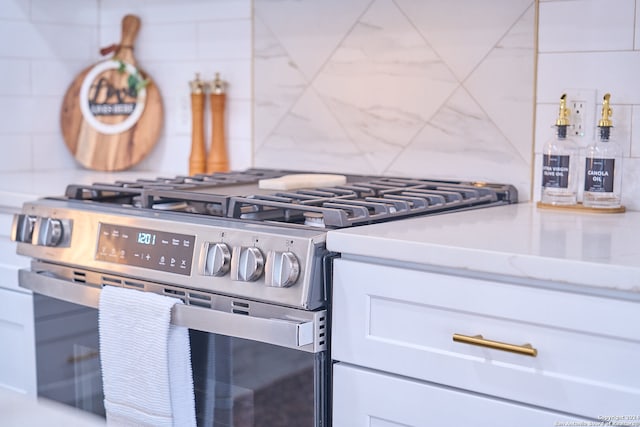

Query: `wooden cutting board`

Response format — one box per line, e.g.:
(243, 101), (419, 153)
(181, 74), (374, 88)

(61, 15), (163, 171)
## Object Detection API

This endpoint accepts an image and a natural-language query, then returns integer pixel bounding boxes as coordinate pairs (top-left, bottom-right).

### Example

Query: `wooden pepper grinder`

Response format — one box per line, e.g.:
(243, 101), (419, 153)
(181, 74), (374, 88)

(188, 73), (206, 175)
(206, 73), (229, 173)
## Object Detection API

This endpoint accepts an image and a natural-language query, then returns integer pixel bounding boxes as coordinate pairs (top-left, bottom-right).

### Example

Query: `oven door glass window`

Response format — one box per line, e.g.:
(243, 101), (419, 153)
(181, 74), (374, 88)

(190, 330), (327, 427)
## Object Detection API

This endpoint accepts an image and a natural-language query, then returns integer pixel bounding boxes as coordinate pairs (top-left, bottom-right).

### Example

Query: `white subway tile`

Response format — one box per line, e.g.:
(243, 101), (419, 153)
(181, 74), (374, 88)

(636, 1), (640, 50)
(0, 135), (32, 171)
(98, 1), (147, 26)
(43, 24), (98, 60)
(0, 0), (30, 20)
(532, 153), (543, 202)
(135, 134), (190, 175)
(0, 22), (98, 60)
(534, 104), (559, 153)
(31, 0), (98, 25)
(538, 0), (635, 52)
(100, 0), (250, 25)
(32, 97), (61, 133)
(227, 99), (251, 140)
(31, 133), (78, 171)
(537, 51), (640, 104)
(0, 59), (30, 95)
(227, 137), (252, 171)
(0, 97), (35, 133)
(632, 105), (640, 157)
(101, 21), (199, 62)
(0, 22), (38, 57)
(31, 60), (88, 96)
(141, 59), (251, 99)
(162, 93), (190, 136)
(620, 157), (640, 209)
(604, 103), (632, 157)
(135, 23), (199, 62)
(98, 25), (121, 49)
(197, 20), (251, 60)
(0, 96), (60, 134)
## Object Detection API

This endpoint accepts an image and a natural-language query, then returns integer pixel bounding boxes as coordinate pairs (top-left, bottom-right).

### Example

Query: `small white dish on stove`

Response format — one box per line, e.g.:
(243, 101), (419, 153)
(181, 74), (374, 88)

(258, 174), (347, 190)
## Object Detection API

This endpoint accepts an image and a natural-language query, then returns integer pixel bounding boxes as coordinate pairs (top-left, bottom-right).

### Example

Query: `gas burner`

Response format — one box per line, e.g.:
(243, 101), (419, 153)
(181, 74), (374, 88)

(60, 169), (517, 230)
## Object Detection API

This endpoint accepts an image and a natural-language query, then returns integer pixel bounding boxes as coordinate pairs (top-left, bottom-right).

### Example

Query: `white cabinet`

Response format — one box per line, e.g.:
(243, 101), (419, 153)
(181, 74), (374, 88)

(0, 288), (36, 395)
(331, 258), (640, 423)
(333, 363), (590, 427)
(0, 210), (36, 395)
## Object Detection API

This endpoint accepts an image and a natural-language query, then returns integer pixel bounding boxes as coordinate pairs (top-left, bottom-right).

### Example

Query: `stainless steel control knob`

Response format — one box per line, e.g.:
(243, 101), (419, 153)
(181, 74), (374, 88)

(204, 242), (231, 276)
(11, 214), (37, 243)
(265, 251), (300, 288)
(37, 218), (63, 247)
(231, 247), (264, 282)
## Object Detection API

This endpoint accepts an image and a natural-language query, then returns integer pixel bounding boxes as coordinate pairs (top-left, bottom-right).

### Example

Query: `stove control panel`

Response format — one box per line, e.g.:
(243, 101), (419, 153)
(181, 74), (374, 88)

(95, 223), (195, 276)
(14, 200), (327, 309)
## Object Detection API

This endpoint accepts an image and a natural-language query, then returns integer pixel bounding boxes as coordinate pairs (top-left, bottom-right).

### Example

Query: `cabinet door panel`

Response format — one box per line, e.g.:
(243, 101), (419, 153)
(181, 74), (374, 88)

(332, 259), (640, 418)
(0, 289), (36, 395)
(333, 363), (589, 427)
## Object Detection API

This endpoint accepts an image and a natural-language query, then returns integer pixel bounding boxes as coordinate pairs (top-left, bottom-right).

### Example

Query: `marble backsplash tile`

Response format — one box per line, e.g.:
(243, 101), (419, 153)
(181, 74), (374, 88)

(254, 0), (536, 201)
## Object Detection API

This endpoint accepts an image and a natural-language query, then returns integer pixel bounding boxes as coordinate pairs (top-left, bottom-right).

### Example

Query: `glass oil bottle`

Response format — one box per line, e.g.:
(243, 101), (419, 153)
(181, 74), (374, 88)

(583, 93), (623, 208)
(541, 94), (578, 205)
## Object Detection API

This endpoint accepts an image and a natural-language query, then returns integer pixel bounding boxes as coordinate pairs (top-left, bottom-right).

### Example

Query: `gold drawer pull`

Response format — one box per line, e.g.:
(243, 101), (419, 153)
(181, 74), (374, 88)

(66, 350), (99, 364)
(452, 333), (538, 357)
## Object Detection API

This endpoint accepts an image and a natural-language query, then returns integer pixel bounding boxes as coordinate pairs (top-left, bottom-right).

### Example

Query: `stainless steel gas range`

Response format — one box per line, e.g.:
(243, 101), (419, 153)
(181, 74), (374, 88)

(11, 168), (517, 426)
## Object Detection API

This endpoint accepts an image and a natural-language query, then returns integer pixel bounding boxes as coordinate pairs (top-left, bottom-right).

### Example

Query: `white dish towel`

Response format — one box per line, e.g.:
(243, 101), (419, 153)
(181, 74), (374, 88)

(99, 285), (196, 427)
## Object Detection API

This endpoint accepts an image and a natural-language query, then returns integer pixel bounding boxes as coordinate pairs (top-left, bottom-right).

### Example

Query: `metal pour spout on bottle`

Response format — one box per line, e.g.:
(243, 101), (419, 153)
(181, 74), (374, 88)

(206, 73), (229, 174)
(582, 93), (624, 210)
(539, 93), (578, 206)
(555, 93), (570, 137)
(597, 93), (613, 140)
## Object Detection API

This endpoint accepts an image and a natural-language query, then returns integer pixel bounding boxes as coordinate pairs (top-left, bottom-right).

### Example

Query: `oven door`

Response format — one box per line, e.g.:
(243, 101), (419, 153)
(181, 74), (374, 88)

(19, 266), (329, 427)
(190, 331), (327, 426)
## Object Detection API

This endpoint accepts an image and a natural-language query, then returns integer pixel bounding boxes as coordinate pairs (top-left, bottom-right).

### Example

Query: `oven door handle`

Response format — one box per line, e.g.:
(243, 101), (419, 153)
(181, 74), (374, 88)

(172, 303), (315, 348)
(18, 269), (319, 350)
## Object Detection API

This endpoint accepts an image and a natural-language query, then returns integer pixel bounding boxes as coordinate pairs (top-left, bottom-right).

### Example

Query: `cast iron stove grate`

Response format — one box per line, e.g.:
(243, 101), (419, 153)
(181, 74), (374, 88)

(62, 171), (517, 229)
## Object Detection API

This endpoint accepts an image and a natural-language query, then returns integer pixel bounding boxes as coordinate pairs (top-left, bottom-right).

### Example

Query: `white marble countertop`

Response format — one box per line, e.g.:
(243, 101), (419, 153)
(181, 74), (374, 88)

(326, 203), (640, 296)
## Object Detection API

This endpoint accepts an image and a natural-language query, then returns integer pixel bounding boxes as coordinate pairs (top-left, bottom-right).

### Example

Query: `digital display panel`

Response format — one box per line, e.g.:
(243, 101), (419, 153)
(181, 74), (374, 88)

(96, 223), (195, 275)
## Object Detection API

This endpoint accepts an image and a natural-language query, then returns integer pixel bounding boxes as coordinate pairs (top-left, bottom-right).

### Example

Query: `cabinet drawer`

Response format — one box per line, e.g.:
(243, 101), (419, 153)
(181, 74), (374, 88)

(36, 328), (100, 387)
(332, 259), (640, 418)
(333, 363), (590, 427)
(34, 305), (99, 386)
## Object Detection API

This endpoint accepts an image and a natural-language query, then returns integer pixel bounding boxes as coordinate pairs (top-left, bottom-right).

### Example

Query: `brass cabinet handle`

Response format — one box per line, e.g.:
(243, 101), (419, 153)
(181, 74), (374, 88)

(67, 349), (99, 364)
(452, 333), (538, 357)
